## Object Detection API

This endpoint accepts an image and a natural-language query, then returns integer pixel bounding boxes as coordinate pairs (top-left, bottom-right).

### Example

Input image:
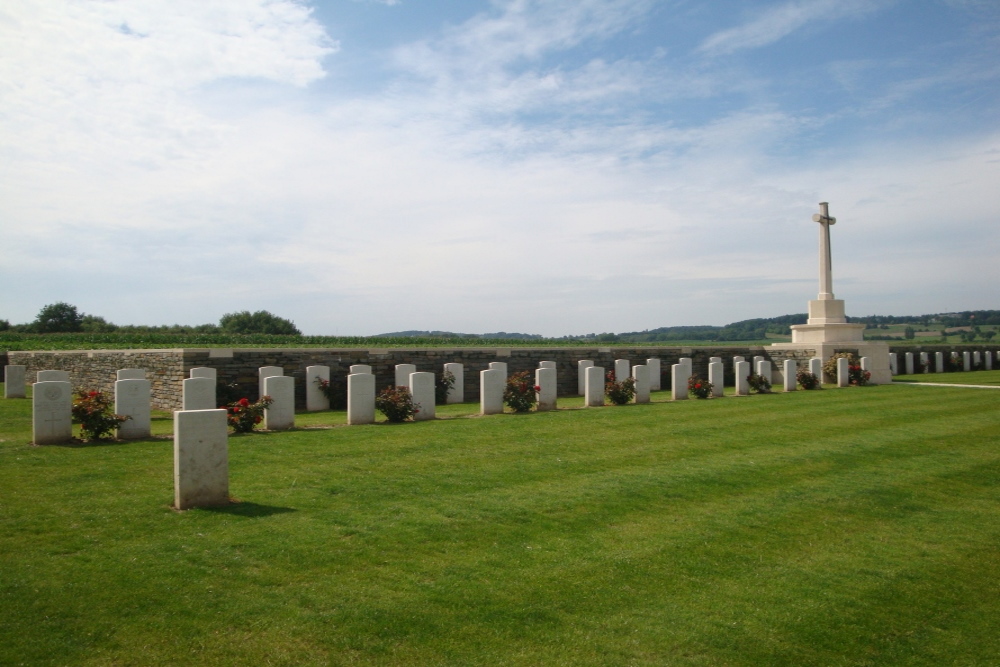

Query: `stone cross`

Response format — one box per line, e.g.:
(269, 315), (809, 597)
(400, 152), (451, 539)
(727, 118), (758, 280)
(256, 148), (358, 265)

(811, 202), (837, 300)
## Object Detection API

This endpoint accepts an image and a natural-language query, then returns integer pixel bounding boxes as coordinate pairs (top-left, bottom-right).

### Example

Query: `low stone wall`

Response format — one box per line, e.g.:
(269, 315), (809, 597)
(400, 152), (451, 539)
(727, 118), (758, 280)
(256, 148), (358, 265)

(7, 344), (993, 410)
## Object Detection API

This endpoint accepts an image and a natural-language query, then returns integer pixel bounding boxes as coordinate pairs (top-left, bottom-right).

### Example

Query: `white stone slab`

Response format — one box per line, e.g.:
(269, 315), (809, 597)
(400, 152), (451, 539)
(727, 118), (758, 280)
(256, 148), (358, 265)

(920, 352), (929, 373)
(539, 361), (557, 369)
(935, 352), (944, 373)
(783, 359), (797, 392)
(963, 351), (971, 371)
(190, 367), (217, 380)
(889, 353), (898, 375)
(306, 365), (331, 412)
(708, 361), (724, 397)
(809, 357), (823, 380)
(173, 409), (229, 510)
(632, 365), (650, 404)
(973, 351), (981, 366)
(578, 360), (594, 396)
(678, 357), (693, 376)
(755, 360), (772, 384)
(263, 375), (294, 430)
(986, 351), (994, 371)
(733, 356), (745, 365)
(614, 359), (631, 382)
(904, 352), (914, 375)
(347, 373), (375, 425)
(32, 381), (73, 445)
(536, 367), (557, 411)
(259, 366), (283, 400)
(646, 358), (661, 391)
(585, 366), (605, 407)
(837, 357), (850, 387)
(37, 370), (70, 383)
(395, 364), (417, 388)
(709, 357), (722, 365)
(350, 364), (372, 375)
(4, 365), (26, 398)
(734, 361), (750, 396)
(410, 372), (435, 421)
(860, 357), (871, 372)
(116, 379), (151, 439)
(489, 362), (508, 381)
(480, 369), (504, 415)
(117, 368), (145, 381)
(671, 364), (687, 401)
(753, 356), (765, 371)
(444, 363), (464, 404)
(183, 377), (216, 411)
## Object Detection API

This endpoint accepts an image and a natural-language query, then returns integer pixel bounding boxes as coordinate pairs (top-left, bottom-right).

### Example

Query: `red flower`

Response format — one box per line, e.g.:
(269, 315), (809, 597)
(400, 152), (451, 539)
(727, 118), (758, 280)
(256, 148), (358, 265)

(88, 391), (99, 397)
(238, 398), (250, 407)
(533, 385), (541, 392)
(695, 383), (702, 389)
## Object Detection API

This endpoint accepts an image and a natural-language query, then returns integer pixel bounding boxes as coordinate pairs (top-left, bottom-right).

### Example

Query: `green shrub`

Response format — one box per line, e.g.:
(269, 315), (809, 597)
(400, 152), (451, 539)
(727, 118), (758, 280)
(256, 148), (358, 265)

(71, 390), (129, 441)
(605, 371), (636, 405)
(747, 373), (772, 394)
(225, 396), (273, 433)
(503, 371), (538, 413)
(687, 375), (713, 399)
(376, 386), (419, 423)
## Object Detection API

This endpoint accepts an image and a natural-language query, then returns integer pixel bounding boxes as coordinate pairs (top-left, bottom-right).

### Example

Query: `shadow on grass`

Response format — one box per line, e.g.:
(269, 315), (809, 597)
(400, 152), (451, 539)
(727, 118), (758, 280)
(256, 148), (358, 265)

(201, 501), (297, 518)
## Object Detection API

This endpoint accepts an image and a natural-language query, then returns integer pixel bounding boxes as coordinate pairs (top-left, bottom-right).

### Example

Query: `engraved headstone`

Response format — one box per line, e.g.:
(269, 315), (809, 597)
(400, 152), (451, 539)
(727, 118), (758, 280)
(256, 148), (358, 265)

(259, 366), (283, 399)
(444, 363), (464, 403)
(585, 366), (604, 407)
(395, 364), (417, 388)
(646, 358), (661, 391)
(539, 361), (557, 369)
(536, 367), (557, 411)
(919, 352), (929, 373)
(614, 359), (631, 382)
(489, 362), (508, 381)
(480, 369), (504, 415)
(986, 351), (994, 371)
(190, 367), (217, 380)
(37, 370), (70, 383)
(783, 359), (797, 392)
(809, 357), (823, 380)
(183, 377), (216, 411)
(116, 379), (151, 439)
(32, 381), (73, 445)
(963, 351), (971, 372)
(263, 376), (294, 430)
(905, 352), (914, 375)
(756, 359), (772, 384)
(632, 364), (650, 404)
(117, 368), (145, 381)
(837, 357), (850, 387)
(347, 373), (375, 425)
(708, 361), (724, 397)
(935, 352), (944, 373)
(350, 364), (372, 375)
(578, 360), (594, 396)
(671, 364), (687, 401)
(174, 409), (229, 510)
(4, 365), (26, 399)
(734, 361), (750, 396)
(889, 353), (898, 375)
(306, 365), (330, 412)
(410, 372), (435, 421)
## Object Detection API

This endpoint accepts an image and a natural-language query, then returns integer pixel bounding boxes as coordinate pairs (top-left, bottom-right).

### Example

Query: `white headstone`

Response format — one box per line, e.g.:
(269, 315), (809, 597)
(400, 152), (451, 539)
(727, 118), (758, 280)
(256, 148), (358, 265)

(480, 369), (504, 415)
(646, 358), (661, 391)
(783, 359), (797, 392)
(889, 353), (898, 375)
(539, 361), (557, 369)
(709, 356), (722, 365)
(733, 356), (745, 365)
(678, 357), (693, 376)
(614, 359), (631, 382)
(410, 372), (435, 421)
(734, 361), (750, 396)
(578, 360), (594, 396)
(4, 365), (26, 398)
(752, 356), (765, 371)
(860, 357), (871, 372)
(37, 370), (70, 383)
(347, 373), (375, 425)
(190, 367), (217, 380)
(904, 352), (914, 375)
(116, 368), (145, 381)
(444, 363), (464, 403)
(489, 362), (508, 380)
(962, 351), (971, 372)
(632, 365), (650, 404)
(671, 364), (687, 401)
(986, 351), (994, 371)
(973, 351), (981, 367)
(708, 361), (724, 397)
(32, 381), (73, 445)
(935, 352), (944, 373)
(919, 352), (929, 373)
(536, 367), (557, 411)
(755, 360), (772, 384)
(395, 364), (417, 388)
(306, 365), (331, 412)
(116, 379), (151, 439)
(350, 364), (372, 375)
(585, 366), (605, 407)
(263, 375), (294, 430)
(183, 377), (216, 411)
(809, 357), (823, 380)
(173, 409), (229, 510)
(259, 366), (283, 399)
(837, 357), (850, 387)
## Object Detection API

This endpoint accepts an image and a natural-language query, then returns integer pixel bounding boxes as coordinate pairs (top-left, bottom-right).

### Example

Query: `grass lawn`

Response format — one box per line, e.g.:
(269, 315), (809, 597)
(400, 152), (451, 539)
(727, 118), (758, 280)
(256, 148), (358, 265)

(893, 370), (1000, 386)
(1, 381), (999, 665)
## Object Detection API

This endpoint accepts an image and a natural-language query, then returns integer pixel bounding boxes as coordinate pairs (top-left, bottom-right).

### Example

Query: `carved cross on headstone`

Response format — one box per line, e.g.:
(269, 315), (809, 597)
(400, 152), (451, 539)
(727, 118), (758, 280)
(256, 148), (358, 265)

(811, 202), (837, 300)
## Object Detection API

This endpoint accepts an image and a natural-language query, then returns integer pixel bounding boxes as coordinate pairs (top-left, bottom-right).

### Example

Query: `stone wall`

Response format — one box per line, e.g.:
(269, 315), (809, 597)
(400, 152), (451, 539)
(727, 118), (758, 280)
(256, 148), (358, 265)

(6, 344), (995, 410)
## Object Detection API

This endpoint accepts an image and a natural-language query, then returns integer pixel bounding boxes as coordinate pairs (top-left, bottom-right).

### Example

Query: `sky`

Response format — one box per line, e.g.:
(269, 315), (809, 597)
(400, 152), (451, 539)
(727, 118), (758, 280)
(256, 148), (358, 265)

(1, 0), (998, 337)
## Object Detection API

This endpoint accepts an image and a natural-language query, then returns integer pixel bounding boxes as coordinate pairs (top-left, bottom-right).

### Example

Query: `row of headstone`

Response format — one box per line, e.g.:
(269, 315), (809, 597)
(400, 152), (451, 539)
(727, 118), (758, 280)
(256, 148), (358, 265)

(890, 351), (996, 375)
(576, 358), (662, 396)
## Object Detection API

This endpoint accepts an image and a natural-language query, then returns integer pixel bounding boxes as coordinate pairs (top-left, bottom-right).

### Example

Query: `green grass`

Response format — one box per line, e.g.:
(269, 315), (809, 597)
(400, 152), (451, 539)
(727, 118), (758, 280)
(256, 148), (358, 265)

(893, 370), (1000, 386)
(2, 382), (999, 665)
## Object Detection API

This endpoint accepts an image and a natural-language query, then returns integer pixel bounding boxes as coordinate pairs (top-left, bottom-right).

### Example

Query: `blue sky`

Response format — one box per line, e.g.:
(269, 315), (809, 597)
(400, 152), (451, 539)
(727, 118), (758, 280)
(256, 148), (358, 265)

(1, 0), (997, 336)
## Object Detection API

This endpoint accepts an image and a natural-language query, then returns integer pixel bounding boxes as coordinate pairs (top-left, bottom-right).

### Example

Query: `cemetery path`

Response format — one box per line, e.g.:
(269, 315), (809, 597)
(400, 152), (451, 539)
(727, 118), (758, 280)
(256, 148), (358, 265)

(891, 381), (1000, 389)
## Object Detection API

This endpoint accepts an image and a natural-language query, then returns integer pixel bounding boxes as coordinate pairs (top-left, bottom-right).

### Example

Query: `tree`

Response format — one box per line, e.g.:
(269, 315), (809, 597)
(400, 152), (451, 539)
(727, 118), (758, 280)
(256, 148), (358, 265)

(81, 315), (118, 333)
(904, 326), (915, 340)
(219, 310), (301, 335)
(34, 302), (83, 333)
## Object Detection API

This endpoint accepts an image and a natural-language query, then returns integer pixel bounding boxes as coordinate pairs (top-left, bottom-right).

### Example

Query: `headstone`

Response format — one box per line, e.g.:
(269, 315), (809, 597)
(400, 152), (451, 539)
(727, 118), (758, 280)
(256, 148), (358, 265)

(259, 366), (283, 399)
(306, 365), (330, 412)
(480, 369), (504, 415)
(920, 352), (929, 373)
(973, 351), (981, 367)
(489, 362), (508, 381)
(539, 361), (557, 369)
(173, 409), (229, 510)
(671, 364), (687, 401)
(32, 381), (73, 445)
(935, 352), (944, 373)
(578, 360), (594, 396)
(752, 356), (765, 371)
(709, 356), (722, 365)
(963, 351), (971, 372)
(860, 357), (871, 372)
(350, 364), (372, 375)
(837, 357), (850, 387)
(733, 356), (745, 365)
(394, 364), (417, 388)
(889, 353), (898, 375)
(263, 375), (294, 430)
(646, 358), (661, 391)
(904, 352), (914, 375)
(183, 377), (216, 411)
(116, 368), (145, 381)
(536, 367), (557, 411)
(585, 366), (605, 407)
(986, 351), (994, 371)
(755, 360), (772, 384)
(347, 373), (375, 425)
(809, 357), (822, 380)
(115, 379), (151, 439)
(783, 359), (797, 392)
(444, 363), (465, 403)
(4, 365), (26, 398)
(410, 372), (435, 421)
(190, 367), (217, 380)
(614, 359), (630, 382)
(678, 357), (693, 376)
(734, 361), (750, 396)
(37, 370), (70, 383)
(632, 364), (649, 404)
(708, 361), (724, 397)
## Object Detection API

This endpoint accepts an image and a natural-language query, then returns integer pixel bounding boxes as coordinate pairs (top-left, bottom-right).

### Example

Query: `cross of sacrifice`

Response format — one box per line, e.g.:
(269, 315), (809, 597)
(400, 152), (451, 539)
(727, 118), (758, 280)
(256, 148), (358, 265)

(811, 202), (837, 301)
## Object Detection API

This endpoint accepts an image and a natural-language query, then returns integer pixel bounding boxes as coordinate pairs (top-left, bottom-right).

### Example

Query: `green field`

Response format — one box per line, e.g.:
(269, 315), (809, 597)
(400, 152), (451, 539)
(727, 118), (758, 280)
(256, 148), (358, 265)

(894, 370), (1000, 386)
(2, 381), (999, 665)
